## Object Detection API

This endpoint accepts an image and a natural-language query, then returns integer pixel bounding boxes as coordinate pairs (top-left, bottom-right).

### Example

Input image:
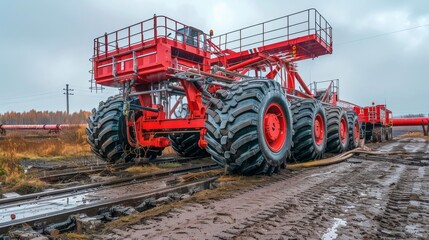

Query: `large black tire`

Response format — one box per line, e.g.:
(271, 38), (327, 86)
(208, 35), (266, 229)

(291, 99), (327, 162)
(205, 79), (293, 175)
(386, 127), (393, 140)
(371, 127), (380, 143)
(324, 105), (349, 153)
(347, 111), (360, 149)
(169, 133), (208, 157)
(86, 95), (163, 163)
(141, 147), (164, 160)
(380, 127), (385, 143)
(86, 95), (129, 162)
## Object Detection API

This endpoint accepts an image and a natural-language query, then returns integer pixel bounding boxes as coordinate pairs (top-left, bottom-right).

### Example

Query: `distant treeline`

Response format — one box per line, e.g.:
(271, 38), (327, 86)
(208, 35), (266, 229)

(0, 110), (90, 124)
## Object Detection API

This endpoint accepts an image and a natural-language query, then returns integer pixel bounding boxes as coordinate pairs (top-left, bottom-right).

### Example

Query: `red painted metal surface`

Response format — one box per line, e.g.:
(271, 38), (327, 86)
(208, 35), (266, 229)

(263, 103), (287, 152)
(314, 113), (325, 145)
(392, 118), (429, 126)
(90, 9), (334, 148)
(340, 117), (347, 143)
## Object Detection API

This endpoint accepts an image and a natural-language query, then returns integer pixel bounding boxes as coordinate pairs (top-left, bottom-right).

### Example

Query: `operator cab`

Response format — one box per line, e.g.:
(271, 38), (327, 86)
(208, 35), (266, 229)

(176, 27), (205, 49)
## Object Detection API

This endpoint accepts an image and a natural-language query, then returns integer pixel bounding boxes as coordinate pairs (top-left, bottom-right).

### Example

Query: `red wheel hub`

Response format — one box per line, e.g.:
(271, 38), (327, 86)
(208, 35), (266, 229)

(314, 113), (325, 145)
(263, 103), (287, 152)
(354, 121), (360, 142)
(340, 117), (347, 143)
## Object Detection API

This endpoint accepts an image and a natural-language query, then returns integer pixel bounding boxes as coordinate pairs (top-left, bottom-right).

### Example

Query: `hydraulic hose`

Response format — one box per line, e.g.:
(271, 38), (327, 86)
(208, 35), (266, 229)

(287, 146), (404, 169)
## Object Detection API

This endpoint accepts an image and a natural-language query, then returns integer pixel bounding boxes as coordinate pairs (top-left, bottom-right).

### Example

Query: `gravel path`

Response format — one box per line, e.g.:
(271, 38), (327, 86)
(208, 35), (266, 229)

(102, 138), (429, 240)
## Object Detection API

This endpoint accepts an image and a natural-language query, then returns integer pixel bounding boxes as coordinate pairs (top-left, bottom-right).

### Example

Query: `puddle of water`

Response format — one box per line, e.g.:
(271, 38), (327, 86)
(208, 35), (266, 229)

(306, 171), (333, 179)
(418, 167), (425, 178)
(322, 218), (347, 240)
(377, 142), (400, 152)
(0, 193), (90, 224)
(405, 224), (423, 237)
(403, 142), (426, 153)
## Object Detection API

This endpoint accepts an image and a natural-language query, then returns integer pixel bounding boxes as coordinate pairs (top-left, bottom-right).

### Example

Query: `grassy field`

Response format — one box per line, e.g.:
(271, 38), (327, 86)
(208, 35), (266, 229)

(0, 126), (90, 191)
(397, 131), (429, 140)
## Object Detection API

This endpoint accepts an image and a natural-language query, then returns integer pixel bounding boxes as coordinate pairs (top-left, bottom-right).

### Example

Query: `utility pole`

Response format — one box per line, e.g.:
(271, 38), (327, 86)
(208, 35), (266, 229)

(63, 84), (74, 115)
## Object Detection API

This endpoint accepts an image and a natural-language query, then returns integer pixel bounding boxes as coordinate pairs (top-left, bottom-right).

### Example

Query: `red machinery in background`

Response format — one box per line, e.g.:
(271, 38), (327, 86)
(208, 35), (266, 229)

(86, 8), (425, 175)
(355, 104), (393, 142)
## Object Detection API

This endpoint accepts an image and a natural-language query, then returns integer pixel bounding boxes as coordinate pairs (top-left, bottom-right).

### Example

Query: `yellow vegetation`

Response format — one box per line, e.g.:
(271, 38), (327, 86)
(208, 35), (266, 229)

(11, 179), (47, 194)
(158, 162), (182, 168)
(0, 153), (47, 193)
(399, 131), (429, 140)
(179, 169), (223, 183)
(0, 126), (90, 191)
(0, 127), (90, 160)
(63, 232), (90, 240)
(125, 165), (163, 174)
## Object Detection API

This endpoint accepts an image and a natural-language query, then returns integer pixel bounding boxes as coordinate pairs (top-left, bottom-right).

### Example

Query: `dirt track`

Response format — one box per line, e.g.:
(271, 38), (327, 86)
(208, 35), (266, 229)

(102, 137), (429, 240)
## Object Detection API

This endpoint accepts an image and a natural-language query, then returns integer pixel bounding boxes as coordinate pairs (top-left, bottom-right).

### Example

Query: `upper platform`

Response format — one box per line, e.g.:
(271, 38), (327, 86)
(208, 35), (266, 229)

(92, 8), (332, 86)
(209, 8), (332, 66)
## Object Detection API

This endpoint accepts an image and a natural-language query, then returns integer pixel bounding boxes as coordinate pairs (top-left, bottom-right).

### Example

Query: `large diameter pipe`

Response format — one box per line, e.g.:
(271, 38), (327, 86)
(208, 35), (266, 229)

(392, 118), (429, 126)
(0, 124), (85, 130)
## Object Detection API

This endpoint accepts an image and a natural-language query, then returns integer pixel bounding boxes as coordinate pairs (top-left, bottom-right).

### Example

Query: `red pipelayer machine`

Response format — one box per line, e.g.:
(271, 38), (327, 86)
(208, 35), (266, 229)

(86, 9), (426, 175)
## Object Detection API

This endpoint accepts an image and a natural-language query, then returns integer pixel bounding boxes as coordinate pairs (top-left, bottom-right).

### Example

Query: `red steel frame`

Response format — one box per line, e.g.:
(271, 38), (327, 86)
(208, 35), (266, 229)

(93, 8), (428, 147)
(91, 9), (334, 149)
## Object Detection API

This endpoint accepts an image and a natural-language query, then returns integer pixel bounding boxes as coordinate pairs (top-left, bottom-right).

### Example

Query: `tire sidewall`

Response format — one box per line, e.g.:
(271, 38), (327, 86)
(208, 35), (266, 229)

(352, 115), (360, 146)
(338, 110), (349, 151)
(257, 90), (292, 166)
(312, 103), (327, 153)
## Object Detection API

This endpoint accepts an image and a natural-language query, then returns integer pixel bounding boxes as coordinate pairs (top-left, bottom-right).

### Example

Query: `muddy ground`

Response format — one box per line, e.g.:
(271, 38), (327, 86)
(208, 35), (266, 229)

(97, 137), (429, 240)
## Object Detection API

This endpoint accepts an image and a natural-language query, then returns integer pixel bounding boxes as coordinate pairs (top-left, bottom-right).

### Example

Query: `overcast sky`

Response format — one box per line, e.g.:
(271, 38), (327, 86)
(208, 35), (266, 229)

(0, 0), (428, 116)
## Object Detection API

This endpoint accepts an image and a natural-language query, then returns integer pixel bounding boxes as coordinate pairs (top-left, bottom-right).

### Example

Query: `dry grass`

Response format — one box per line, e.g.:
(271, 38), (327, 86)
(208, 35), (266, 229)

(62, 232), (90, 240)
(0, 153), (47, 193)
(0, 138), (23, 186)
(161, 146), (176, 156)
(179, 169), (223, 183)
(0, 127), (91, 160)
(0, 156), (23, 185)
(158, 162), (182, 168)
(125, 165), (163, 174)
(398, 131), (429, 140)
(0, 126), (89, 192)
(11, 179), (47, 194)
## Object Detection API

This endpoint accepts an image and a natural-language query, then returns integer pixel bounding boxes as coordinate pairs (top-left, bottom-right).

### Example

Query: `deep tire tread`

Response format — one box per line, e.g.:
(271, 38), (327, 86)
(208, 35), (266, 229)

(205, 79), (292, 175)
(324, 105), (349, 153)
(169, 133), (209, 157)
(86, 95), (163, 163)
(290, 99), (327, 162)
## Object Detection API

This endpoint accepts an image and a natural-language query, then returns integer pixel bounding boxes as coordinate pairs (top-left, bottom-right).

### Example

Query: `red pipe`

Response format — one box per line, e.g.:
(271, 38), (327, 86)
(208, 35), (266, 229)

(392, 118), (429, 126)
(294, 72), (313, 96)
(0, 124), (85, 131)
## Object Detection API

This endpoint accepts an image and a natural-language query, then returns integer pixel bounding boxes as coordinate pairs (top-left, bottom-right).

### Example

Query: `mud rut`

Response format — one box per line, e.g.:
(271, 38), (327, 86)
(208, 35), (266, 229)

(103, 138), (429, 240)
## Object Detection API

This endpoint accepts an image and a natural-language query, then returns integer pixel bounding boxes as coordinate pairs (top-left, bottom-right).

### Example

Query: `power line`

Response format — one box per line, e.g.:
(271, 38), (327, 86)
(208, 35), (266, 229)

(0, 91), (59, 101)
(337, 23), (429, 46)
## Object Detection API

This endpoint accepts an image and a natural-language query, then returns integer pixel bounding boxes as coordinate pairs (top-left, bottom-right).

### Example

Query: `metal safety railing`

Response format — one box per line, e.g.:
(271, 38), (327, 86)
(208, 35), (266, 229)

(93, 9), (331, 59)
(93, 15), (210, 58)
(310, 79), (339, 102)
(210, 8), (332, 53)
